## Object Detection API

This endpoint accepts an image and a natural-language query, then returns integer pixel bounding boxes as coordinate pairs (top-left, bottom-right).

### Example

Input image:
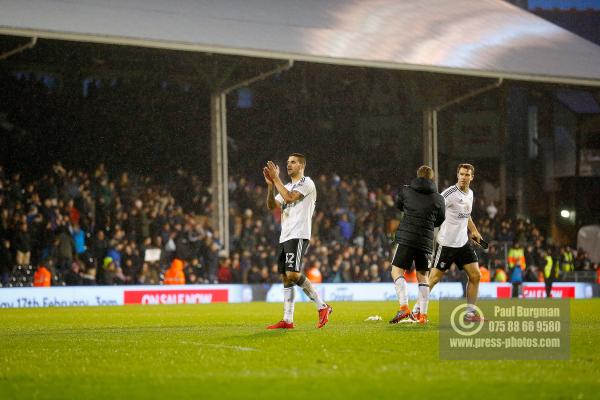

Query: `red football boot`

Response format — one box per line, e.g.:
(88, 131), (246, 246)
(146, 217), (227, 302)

(266, 320), (294, 329)
(463, 311), (484, 323)
(317, 304), (333, 328)
(389, 305), (414, 324)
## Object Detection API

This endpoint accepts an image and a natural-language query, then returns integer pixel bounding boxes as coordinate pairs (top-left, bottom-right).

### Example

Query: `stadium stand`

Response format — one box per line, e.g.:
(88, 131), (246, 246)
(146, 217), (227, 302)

(0, 162), (596, 288)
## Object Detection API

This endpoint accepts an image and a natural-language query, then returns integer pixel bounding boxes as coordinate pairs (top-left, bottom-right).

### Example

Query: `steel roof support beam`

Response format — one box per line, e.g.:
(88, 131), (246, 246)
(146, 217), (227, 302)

(211, 60), (294, 256)
(0, 37), (37, 60)
(423, 78), (503, 188)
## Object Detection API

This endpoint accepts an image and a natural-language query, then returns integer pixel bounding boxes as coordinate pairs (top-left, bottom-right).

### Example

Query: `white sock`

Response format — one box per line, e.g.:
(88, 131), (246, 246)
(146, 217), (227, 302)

(394, 276), (408, 307)
(467, 303), (476, 314)
(419, 283), (430, 315)
(283, 286), (295, 323)
(298, 276), (326, 309)
(413, 287), (423, 314)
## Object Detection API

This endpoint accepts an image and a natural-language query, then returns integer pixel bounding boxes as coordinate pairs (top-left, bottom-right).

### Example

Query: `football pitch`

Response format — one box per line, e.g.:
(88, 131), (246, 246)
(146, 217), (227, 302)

(1, 300), (599, 400)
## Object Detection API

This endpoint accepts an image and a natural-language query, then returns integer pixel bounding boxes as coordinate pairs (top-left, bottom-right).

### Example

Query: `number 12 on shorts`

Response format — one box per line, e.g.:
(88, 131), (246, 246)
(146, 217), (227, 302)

(286, 253), (295, 264)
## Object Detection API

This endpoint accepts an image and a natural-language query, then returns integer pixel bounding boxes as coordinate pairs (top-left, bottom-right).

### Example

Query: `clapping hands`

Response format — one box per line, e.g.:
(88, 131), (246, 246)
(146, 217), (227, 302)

(263, 161), (280, 185)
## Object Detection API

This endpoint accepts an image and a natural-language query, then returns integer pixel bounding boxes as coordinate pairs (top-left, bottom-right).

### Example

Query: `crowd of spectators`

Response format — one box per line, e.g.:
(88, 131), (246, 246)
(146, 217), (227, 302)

(469, 198), (596, 285)
(0, 163), (597, 287)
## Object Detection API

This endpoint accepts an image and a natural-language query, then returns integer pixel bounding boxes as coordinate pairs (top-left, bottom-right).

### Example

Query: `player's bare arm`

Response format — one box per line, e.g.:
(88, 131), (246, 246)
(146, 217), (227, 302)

(266, 161), (304, 203)
(264, 167), (278, 210)
(468, 216), (482, 241)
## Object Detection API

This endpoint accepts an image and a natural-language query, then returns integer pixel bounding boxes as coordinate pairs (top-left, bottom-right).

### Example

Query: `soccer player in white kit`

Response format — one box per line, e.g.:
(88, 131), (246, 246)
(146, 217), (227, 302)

(263, 153), (332, 329)
(413, 163), (484, 322)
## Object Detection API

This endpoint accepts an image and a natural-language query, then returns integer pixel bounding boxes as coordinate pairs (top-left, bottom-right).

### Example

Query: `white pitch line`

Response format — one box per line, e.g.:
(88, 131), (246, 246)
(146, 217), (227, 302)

(179, 341), (258, 352)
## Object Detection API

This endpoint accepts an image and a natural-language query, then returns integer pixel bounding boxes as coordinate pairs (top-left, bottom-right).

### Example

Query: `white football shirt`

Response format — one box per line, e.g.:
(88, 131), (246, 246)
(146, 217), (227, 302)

(275, 176), (316, 243)
(437, 185), (473, 248)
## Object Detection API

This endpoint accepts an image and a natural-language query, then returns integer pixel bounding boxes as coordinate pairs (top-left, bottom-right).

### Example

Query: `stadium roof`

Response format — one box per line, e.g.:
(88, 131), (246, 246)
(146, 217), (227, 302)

(1, 0), (600, 86)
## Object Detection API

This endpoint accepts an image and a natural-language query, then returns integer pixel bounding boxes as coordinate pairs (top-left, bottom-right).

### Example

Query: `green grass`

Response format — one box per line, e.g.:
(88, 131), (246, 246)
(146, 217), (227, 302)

(1, 300), (599, 400)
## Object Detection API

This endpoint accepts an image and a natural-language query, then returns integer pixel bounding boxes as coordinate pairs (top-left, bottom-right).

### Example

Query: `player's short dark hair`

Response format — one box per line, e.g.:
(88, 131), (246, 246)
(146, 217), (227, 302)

(289, 153), (306, 166)
(417, 165), (434, 180)
(457, 163), (475, 174)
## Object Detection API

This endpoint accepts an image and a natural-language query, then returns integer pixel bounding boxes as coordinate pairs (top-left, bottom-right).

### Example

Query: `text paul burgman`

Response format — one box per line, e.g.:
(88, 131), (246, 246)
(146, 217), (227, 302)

(494, 305), (560, 319)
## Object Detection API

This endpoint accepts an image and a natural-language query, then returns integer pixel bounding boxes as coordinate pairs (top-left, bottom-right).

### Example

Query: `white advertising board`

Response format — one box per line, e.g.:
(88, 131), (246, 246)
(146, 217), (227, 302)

(0, 285), (251, 308)
(0, 282), (593, 308)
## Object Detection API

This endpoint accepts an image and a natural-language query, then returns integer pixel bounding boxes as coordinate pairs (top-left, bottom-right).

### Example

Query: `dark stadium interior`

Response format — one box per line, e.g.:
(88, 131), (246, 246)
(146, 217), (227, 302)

(1, 29), (599, 287)
(1, 35), (511, 185)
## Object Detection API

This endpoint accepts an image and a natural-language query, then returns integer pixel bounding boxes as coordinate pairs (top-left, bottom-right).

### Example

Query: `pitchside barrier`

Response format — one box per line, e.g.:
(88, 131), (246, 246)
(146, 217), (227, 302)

(0, 282), (595, 308)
